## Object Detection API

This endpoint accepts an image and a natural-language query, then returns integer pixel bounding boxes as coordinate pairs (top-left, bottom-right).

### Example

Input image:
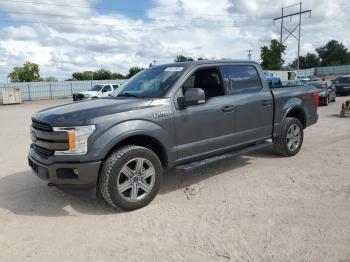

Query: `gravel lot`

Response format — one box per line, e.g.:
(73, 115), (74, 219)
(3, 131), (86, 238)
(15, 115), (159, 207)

(0, 97), (349, 262)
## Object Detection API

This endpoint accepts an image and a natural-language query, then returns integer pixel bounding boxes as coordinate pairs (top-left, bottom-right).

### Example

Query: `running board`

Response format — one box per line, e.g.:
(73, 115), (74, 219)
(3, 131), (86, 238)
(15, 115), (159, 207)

(175, 141), (271, 172)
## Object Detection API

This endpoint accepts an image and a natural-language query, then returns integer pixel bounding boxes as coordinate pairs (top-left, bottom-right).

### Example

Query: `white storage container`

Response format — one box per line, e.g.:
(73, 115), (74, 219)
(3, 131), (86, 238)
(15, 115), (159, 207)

(1, 88), (22, 104)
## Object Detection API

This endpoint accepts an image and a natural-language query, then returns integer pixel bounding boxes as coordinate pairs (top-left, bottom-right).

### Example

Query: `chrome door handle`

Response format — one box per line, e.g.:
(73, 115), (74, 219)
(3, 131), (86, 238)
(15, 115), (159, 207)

(262, 100), (271, 107)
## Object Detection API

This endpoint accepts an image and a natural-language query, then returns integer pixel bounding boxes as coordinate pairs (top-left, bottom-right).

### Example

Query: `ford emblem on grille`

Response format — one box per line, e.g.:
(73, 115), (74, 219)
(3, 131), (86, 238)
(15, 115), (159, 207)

(31, 131), (37, 142)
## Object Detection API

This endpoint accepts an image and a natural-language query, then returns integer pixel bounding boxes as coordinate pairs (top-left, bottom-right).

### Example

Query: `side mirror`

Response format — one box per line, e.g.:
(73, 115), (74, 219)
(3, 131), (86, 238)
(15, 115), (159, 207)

(177, 88), (205, 108)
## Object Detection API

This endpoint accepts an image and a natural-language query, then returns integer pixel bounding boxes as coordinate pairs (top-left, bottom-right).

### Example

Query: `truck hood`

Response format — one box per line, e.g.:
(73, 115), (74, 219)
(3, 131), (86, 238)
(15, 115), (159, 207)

(33, 98), (153, 126)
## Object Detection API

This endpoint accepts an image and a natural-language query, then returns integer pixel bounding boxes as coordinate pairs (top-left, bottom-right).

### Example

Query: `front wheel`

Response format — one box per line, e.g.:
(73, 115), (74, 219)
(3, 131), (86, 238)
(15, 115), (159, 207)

(273, 117), (304, 157)
(99, 145), (163, 211)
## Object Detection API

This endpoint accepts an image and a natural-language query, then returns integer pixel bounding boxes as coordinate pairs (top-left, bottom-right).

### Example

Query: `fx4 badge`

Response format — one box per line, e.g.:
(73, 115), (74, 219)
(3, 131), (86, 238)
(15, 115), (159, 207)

(153, 111), (172, 118)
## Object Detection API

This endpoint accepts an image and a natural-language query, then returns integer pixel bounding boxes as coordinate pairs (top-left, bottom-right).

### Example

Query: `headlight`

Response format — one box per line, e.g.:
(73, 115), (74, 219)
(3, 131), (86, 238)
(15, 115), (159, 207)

(319, 91), (326, 96)
(53, 125), (95, 155)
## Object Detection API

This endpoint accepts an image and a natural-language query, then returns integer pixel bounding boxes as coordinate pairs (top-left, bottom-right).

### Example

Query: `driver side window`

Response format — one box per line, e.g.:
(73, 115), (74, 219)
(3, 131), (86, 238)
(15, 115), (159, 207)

(182, 67), (225, 100)
(102, 85), (112, 92)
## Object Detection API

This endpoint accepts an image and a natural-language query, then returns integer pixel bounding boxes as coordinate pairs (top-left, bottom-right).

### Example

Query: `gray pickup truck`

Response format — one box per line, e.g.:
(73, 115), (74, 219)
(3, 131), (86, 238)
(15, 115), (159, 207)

(28, 60), (319, 210)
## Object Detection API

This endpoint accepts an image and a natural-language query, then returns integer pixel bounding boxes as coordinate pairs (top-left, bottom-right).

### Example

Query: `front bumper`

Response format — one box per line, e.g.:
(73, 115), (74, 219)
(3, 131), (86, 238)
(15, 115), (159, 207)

(335, 86), (350, 94)
(28, 154), (101, 186)
(73, 94), (92, 101)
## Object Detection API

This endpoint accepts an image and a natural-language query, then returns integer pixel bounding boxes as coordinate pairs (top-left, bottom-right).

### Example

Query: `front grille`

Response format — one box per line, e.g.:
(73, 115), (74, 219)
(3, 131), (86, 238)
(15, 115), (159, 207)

(31, 119), (69, 156)
(33, 144), (54, 157)
(32, 119), (53, 132)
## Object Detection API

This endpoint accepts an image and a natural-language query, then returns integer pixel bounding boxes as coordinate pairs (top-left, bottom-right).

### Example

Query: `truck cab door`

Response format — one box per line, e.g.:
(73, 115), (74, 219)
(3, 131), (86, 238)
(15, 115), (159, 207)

(101, 85), (112, 97)
(219, 65), (274, 143)
(173, 66), (237, 163)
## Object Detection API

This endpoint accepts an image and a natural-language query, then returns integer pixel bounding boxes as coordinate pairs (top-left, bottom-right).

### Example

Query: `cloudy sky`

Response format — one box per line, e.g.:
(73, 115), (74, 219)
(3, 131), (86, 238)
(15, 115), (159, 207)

(0, 0), (349, 81)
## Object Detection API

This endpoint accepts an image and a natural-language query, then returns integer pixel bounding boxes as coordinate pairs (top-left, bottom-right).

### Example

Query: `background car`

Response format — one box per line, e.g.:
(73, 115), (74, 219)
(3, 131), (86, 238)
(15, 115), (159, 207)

(266, 77), (283, 88)
(73, 84), (119, 101)
(334, 76), (350, 95)
(307, 81), (336, 105)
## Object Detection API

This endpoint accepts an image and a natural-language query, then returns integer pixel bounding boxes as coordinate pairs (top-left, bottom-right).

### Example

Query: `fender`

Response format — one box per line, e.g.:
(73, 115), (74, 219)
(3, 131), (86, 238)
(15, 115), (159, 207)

(273, 97), (306, 139)
(282, 105), (306, 127)
(88, 119), (176, 165)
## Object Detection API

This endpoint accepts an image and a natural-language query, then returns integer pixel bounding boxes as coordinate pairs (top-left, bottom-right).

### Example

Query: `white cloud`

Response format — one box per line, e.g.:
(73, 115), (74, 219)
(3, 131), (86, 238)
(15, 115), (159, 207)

(0, 0), (349, 81)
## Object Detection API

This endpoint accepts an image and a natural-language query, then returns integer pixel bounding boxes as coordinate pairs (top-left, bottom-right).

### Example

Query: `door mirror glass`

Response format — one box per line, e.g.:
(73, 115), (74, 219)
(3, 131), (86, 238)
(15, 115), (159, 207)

(178, 88), (205, 108)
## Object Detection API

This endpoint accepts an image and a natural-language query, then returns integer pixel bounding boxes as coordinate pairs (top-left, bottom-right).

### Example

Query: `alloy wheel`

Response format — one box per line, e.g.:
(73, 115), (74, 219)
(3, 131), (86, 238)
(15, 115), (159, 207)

(116, 158), (156, 202)
(286, 124), (301, 151)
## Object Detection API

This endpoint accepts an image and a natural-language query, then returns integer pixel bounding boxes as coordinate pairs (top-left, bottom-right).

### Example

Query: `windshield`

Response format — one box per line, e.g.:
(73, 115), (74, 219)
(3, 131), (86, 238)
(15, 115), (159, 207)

(89, 85), (104, 91)
(336, 77), (350, 84)
(111, 66), (184, 98)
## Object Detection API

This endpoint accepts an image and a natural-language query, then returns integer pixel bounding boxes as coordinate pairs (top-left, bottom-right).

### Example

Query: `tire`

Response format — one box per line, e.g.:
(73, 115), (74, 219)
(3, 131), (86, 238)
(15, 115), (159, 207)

(99, 145), (163, 211)
(324, 96), (329, 106)
(273, 117), (304, 157)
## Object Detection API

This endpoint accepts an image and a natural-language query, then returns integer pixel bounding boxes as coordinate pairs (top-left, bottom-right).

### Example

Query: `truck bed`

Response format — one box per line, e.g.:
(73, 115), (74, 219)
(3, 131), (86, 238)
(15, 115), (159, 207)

(271, 85), (318, 138)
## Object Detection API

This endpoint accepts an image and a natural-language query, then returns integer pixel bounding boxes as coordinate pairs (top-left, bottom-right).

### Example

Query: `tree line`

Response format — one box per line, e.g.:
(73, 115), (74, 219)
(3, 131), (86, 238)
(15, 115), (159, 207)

(7, 56), (198, 82)
(260, 39), (350, 70)
(7, 40), (350, 82)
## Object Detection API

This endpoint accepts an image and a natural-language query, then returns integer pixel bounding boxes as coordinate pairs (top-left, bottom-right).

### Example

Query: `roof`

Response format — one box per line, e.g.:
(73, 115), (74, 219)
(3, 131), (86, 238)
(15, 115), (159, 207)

(153, 59), (259, 69)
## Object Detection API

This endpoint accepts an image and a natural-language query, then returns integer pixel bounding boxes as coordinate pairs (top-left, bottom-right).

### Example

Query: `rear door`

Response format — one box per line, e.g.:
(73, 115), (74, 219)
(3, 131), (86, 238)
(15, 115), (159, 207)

(219, 64), (274, 143)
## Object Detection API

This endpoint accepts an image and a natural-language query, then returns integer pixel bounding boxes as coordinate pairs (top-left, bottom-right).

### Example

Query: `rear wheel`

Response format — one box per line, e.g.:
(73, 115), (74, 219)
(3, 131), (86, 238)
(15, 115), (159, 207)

(273, 117), (304, 157)
(99, 145), (163, 211)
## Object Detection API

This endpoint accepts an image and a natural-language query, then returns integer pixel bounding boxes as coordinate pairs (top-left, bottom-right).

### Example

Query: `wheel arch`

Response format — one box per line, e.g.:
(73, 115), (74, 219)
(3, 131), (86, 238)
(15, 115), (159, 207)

(103, 133), (169, 168)
(284, 106), (307, 129)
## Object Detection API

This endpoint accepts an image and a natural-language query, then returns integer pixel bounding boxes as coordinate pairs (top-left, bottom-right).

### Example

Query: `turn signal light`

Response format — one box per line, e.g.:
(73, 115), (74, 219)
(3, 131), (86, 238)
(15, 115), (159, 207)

(68, 131), (76, 150)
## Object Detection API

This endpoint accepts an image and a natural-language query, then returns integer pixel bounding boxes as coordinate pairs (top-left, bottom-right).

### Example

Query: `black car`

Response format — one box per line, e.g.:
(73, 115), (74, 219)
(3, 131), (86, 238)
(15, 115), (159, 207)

(334, 76), (350, 95)
(307, 81), (336, 105)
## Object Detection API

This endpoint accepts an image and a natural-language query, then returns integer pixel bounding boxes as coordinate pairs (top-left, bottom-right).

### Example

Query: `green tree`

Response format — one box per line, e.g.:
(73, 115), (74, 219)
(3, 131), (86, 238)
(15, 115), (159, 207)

(289, 52), (320, 69)
(43, 76), (58, 82)
(8, 62), (41, 82)
(72, 72), (84, 80)
(94, 69), (113, 80)
(112, 72), (126, 79)
(316, 40), (350, 66)
(127, 67), (143, 78)
(82, 71), (94, 80)
(174, 55), (194, 62)
(260, 40), (286, 70)
(72, 71), (94, 80)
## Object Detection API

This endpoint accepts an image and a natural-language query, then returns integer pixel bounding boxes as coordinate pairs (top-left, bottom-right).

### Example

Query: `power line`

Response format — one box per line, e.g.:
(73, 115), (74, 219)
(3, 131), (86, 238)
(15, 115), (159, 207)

(0, 10), (238, 27)
(273, 2), (311, 71)
(0, 18), (244, 29)
(0, 0), (257, 18)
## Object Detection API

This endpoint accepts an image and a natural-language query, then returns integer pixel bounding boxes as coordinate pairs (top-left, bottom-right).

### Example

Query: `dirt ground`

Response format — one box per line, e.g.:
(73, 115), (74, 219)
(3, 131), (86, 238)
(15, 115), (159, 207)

(0, 97), (349, 262)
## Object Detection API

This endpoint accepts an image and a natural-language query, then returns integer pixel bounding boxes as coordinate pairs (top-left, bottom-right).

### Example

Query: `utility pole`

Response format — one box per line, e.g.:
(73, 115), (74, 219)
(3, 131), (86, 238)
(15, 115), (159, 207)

(273, 2), (311, 72)
(247, 50), (253, 60)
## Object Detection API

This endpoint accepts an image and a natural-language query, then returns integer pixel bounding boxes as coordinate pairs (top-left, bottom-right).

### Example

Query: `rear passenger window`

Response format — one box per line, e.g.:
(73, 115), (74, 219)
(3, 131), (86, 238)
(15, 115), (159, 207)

(220, 65), (263, 93)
